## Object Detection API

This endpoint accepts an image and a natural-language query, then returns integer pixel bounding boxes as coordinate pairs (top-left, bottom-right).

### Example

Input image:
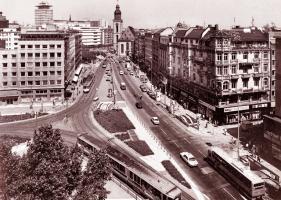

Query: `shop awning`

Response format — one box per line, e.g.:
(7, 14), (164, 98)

(0, 90), (19, 98)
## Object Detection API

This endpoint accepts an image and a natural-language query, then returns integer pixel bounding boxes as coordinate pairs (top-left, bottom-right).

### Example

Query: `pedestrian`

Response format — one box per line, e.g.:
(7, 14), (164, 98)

(257, 156), (261, 162)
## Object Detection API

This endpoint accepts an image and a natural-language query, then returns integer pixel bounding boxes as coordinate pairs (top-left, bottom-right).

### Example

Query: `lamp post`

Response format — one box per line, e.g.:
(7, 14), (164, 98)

(150, 56), (153, 91)
(237, 94), (240, 159)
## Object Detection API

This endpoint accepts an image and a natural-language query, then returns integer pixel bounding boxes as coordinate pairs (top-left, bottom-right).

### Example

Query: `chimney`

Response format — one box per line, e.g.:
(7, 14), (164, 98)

(215, 24), (219, 30)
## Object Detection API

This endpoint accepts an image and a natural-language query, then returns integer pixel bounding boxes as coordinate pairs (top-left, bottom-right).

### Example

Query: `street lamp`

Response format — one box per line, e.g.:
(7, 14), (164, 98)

(150, 56), (153, 91)
(237, 94), (240, 159)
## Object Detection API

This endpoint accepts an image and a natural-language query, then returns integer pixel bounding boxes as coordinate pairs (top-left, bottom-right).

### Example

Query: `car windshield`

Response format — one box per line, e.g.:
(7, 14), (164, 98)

(189, 157), (196, 161)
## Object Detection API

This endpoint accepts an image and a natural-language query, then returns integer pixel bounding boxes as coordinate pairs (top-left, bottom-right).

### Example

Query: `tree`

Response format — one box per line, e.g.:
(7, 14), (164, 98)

(0, 125), (111, 200)
(74, 149), (112, 200)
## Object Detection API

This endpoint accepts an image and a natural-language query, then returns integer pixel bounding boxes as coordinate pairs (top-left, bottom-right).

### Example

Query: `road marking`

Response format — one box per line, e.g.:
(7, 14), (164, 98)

(203, 194), (210, 200)
(159, 127), (168, 136)
(223, 188), (237, 200)
(172, 141), (180, 148)
(198, 150), (207, 157)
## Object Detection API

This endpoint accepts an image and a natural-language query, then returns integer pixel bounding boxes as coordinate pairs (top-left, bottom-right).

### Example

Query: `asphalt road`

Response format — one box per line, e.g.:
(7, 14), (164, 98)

(113, 59), (245, 200)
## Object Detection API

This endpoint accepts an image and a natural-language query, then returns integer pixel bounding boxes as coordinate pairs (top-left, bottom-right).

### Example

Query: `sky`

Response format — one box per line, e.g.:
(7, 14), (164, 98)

(1, 0), (281, 29)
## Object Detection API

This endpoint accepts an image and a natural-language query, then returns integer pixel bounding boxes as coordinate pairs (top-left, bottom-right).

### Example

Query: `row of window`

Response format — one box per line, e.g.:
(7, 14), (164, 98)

(2, 71), (62, 77)
(2, 80), (62, 87)
(217, 64), (269, 75)
(20, 44), (62, 49)
(21, 89), (62, 94)
(1, 52), (62, 59)
(217, 52), (269, 61)
(220, 78), (269, 90)
(1, 61), (62, 68)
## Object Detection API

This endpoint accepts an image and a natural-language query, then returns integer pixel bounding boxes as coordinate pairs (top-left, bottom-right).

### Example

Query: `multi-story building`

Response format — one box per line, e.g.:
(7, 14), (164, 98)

(0, 31), (65, 105)
(0, 11), (9, 29)
(35, 1), (53, 27)
(144, 31), (153, 72)
(113, 3), (123, 52)
(263, 36), (281, 161)
(133, 30), (145, 67)
(101, 26), (113, 46)
(72, 26), (102, 46)
(0, 28), (20, 49)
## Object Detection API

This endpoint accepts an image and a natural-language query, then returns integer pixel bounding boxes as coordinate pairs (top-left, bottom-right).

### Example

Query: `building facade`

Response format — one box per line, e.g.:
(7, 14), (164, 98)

(0, 11), (9, 29)
(101, 26), (113, 46)
(0, 28), (20, 49)
(35, 1), (53, 27)
(0, 31), (65, 105)
(113, 4), (123, 52)
(118, 26), (136, 57)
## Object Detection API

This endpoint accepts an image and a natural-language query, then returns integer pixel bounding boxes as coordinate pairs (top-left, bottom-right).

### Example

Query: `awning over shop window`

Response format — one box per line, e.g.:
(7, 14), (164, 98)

(0, 90), (19, 98)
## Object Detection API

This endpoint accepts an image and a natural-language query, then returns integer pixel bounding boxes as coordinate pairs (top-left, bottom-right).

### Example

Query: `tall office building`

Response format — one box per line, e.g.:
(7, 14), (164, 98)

(35, 1), (53, 27)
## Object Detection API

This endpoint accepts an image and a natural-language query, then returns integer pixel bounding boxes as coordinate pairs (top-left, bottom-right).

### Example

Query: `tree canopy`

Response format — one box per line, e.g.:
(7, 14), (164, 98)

(0, 125), (112, 200)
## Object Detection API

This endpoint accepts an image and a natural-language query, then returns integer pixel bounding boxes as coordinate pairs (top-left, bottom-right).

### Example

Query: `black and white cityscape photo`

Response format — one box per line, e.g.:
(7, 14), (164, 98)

(0, 0), (281, 199)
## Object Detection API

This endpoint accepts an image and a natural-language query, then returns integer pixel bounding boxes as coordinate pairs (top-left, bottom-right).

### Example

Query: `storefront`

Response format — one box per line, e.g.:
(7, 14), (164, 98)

(223, 105), (250, 124)
(198, 100), (216, 121)
(0, 90), (19, 105)
(187, 95), (198, 113)
(179, 91), (188, 109)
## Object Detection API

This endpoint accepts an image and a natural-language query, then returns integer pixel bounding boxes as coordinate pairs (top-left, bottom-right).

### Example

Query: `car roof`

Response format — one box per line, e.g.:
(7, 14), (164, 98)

(152, 117), (159, 119)
(180, 152), (194, 157)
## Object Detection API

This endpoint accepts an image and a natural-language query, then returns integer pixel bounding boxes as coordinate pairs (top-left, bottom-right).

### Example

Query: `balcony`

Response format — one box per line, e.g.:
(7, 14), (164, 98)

(253, 58), (260, 63)
(230, 59), (238, 64)
(252, 73), (263, 78)
(216, 60), (223, 65)
(242, 88), (253, 93)
(231, 74), (239, 79)
(241, 73), (251, 78)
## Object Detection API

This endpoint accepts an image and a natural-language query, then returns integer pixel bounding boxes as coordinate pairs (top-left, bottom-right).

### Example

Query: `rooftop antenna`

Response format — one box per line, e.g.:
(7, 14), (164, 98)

(251, 16), (255, 27)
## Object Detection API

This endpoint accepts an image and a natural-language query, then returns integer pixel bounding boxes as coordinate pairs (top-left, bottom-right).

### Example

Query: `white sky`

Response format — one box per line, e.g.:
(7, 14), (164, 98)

(1, 0), (280, 29)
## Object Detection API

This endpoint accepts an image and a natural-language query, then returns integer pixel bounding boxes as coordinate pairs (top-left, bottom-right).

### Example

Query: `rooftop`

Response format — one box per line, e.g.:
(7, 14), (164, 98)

(185, 28), (205, 39)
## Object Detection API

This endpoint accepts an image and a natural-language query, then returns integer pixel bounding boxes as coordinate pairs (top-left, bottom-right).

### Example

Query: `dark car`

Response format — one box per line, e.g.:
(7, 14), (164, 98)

(136, 102), (143, 109)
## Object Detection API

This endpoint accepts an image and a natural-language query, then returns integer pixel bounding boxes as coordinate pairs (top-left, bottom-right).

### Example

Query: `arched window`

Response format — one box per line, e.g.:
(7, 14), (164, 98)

(223, 81), (229, 90)
(116, 23), (119, 33)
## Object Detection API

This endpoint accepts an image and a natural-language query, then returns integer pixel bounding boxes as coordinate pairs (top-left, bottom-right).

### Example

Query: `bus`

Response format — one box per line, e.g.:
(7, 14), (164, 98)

(75, 64), (84, 76)
(207, 147), (266, 200)
(120, 82), (126, 90)
(76, 134), (183, 200)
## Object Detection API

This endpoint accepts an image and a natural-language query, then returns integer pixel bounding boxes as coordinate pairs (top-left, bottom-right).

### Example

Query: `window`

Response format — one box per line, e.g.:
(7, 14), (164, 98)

(57, 62), (61, 66)
(272, 91), (275, 96)
(254, 65), (259, 73)
(231, 80), (237, 88)
(50, 62), (55, 67)
(272, 80), (275, 86)
(243, 52), (248, 59)
(217, 53), (222, 61)
(264, 52), (268, 59)
(42, 45), (47, 49)
(43, 53), (48, 58)
(217, 66), (223, 75)
(20, 53), (25, 58)
(11, 54), (16, 58)
(231, 65), (237, 74)
(43, 62), (48, 67)
(254, 78), (259, 87)
(50, 71), (55, 75)
(263, 78), (268, 87)
(35, 81), (40, 85)
(2, 54), (7, 58)
(121, 44), (124, 54)
(57, 53), (61, 57)
(21, 72), (25, 76)
(57, 80), (62, 84)
(21, 62), (25, 67)
(28, 45), (32, 49)
(50, 44), (55, 49)
(272, 60), (275, 66)
(223, 53), (228, 60)
(272, 50), (275, 56)
(243, 79), (248, 88)
(57, 71), (62, 75)
(35, 72), (40, 76)
(28, 81), (33, 85)
(254, 52), (259, 58)
(57, 44), (61, 48)
(263, 63), (268, 72)
(272, 70), (275, 76)
(35, 53), (40, 57)
(2, 72), (7, 76)
(231, 53), (236, 60)
(50, 52), (55, 58)
(35, 62), (40, 67)
(28, 72), (33, 76)
(12, 72), (17, 76)
(20, 45), (25, 49)
(3, 82), (8, 86)
(223, 66), (228, 75)
(28, 53), (33, 58)
(243, 68), (248, 73)
(12, 81), (17, 86)
(43, 80), (48, 85)
(21, 81), (25, 86)
(223, 82), (229, 90)
(3, 63), (7, 67)
(35, 44), (40, 49)
(50, 80), (55, 85)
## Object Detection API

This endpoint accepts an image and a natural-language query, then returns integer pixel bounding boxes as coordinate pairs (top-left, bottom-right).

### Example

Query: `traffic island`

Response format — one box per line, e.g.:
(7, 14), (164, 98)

(161, 160), (192, 189)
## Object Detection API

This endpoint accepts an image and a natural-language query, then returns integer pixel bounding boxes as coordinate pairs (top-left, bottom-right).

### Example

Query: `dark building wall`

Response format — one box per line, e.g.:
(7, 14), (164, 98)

(275, 38), (281, 117)
(0, 11), (9, 28)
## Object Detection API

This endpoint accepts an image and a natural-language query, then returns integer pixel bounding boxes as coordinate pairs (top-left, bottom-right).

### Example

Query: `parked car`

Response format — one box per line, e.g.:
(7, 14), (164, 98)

(135, 102), (143, 109)
(151, 117), (160, 125)
(130, 71), (134, 76)
(180, 152), (198, 167)
(106, 76), (111, 81)
(93, 96), (99, 101)
(119, 70), (124, 75)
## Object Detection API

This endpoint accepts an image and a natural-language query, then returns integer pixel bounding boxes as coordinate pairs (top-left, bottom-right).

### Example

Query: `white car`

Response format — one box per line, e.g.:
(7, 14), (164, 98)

(93, 96), (99, 101)
(180, 152), (198, 167)
(151, 117), (160, 125)
(119, 70), (124, 75)
(83, 88), (90, 93)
